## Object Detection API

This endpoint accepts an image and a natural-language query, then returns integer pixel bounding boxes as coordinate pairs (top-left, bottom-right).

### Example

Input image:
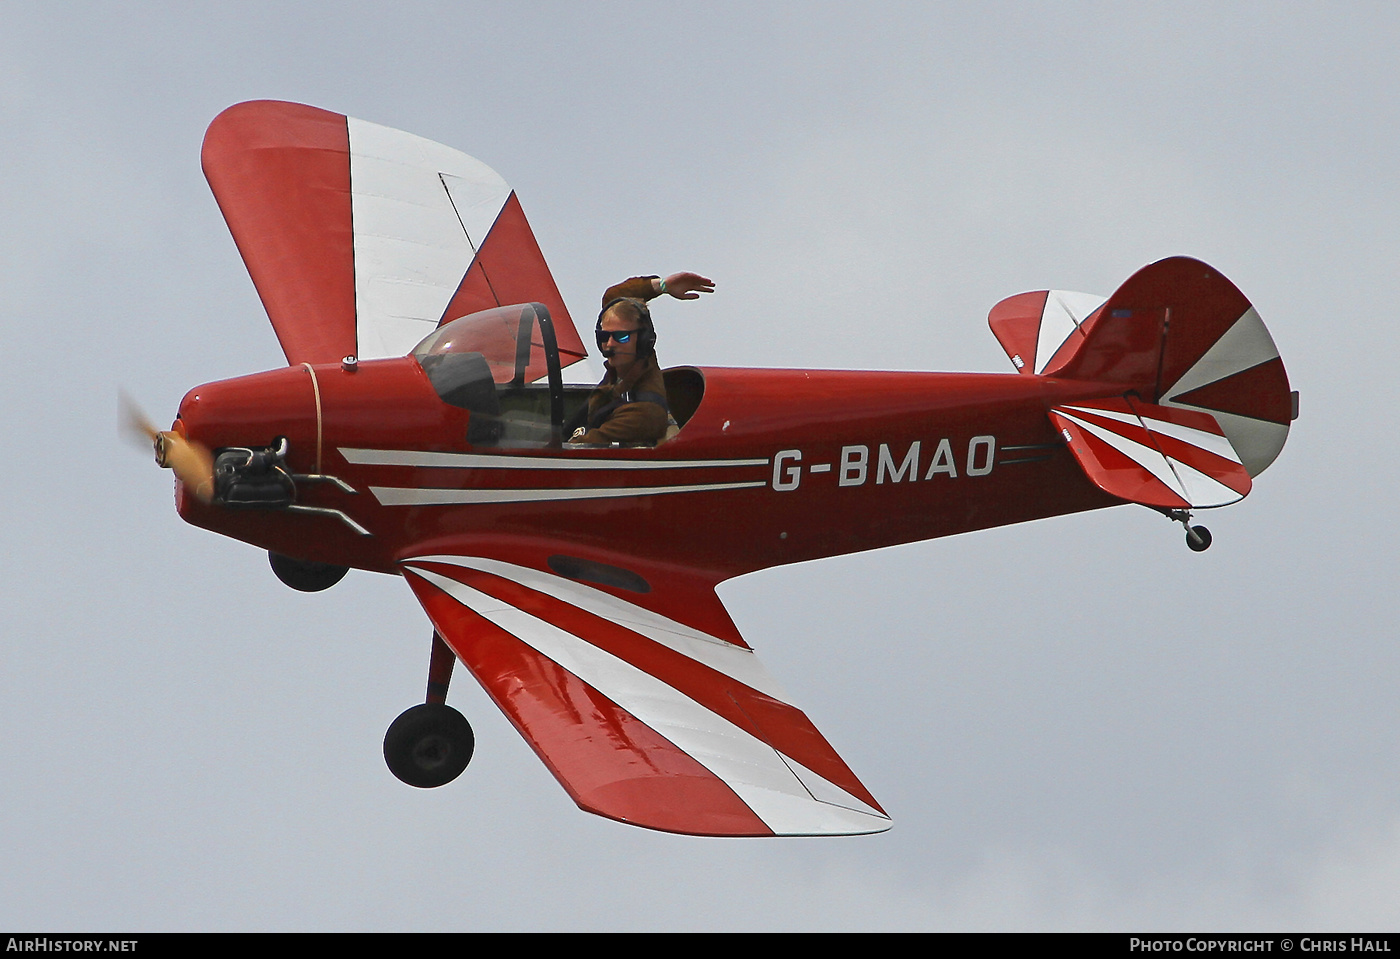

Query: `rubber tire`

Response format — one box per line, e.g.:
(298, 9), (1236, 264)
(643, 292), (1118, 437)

(268, 551), (349, 592)
(383, 703), (475, 788)
(1186, 526), (1213, 552)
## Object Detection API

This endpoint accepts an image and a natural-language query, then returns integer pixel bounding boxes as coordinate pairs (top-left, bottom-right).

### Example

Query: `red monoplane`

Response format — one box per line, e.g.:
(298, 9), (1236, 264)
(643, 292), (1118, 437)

(139, 101), (1296, 837)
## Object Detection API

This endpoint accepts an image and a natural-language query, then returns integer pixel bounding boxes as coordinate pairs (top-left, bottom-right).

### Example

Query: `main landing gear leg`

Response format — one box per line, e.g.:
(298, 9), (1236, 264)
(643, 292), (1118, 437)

(426, 630), (455, 705)
(383, 631), (475, 788)
(1163, 509), (1213, 552)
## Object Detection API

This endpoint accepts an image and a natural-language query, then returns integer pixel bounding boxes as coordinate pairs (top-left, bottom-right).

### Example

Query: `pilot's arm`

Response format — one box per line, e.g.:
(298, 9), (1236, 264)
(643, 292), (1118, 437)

(602, 272), (714, 305)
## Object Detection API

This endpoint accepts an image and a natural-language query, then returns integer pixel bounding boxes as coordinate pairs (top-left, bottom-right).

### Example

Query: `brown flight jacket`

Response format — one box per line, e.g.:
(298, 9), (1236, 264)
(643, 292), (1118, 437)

(577, 277), (669, 446)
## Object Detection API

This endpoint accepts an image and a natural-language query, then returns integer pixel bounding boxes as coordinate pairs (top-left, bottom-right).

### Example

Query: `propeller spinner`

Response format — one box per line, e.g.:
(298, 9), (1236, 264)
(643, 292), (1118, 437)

(120, 392), (215, 503)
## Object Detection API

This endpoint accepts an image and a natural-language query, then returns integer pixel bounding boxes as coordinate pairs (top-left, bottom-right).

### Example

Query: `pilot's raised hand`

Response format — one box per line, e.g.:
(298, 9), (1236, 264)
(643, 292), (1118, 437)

(657, 272), (715, 300)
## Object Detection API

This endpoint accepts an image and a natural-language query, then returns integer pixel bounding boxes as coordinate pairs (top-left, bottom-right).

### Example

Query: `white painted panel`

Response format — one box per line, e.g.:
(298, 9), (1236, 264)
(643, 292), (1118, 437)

(1168, 456), (1247, 508)
(1140, 412), (1242, 465)
(1036, 291), (1104, 373)
(440, 172), (509, 251)
(1200, 410), (1291, 477)
(347, 116), (512, 359)
(1164, 307), (1279, 399)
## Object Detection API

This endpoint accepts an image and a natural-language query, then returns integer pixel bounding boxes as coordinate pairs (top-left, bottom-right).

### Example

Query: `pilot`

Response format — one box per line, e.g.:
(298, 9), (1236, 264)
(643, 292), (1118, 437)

(568, 272), (714, 446)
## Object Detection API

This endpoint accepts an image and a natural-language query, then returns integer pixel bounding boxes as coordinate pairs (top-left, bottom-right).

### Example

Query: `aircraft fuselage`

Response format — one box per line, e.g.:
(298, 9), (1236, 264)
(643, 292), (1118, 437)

(173, 360), (1124, 586)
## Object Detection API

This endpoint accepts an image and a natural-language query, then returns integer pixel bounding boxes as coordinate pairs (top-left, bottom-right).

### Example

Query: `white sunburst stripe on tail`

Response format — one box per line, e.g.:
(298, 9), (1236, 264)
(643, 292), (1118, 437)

(1055, 409), (1184, 498)
(404, 565), (890, 834)
(1055, 408), (1244, 508)
(1058, 404), (1242, 465)
(1133, 412), (1243, 466)
(1197, 409), (1291, 478)
(1163, 306), (1279, 401)
(1160, 454), (1249, 508)
(1159, 304), (1292, 479)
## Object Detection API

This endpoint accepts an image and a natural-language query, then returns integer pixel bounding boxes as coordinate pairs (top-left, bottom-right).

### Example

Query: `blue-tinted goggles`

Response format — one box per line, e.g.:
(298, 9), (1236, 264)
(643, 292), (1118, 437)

(596, 328), (639, 346)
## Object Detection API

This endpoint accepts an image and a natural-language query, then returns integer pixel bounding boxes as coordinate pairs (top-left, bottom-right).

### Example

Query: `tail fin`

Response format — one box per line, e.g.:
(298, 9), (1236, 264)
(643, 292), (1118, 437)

(992, 257), (1296, 510)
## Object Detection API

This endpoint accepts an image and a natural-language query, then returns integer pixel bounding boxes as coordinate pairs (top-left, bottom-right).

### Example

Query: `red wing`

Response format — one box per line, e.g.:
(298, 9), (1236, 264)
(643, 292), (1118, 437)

(399, 552), (890, 837)
(201, 100), (587, 367)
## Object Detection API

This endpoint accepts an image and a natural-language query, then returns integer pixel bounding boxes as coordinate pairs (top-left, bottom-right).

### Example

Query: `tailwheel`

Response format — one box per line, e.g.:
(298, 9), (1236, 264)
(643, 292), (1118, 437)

(383, 703), (474, 788)
(1163, 509), (1214, 553)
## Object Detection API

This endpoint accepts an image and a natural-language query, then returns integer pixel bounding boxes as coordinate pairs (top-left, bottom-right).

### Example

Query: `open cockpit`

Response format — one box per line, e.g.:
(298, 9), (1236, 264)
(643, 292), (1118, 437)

(413, 302), (702, 448)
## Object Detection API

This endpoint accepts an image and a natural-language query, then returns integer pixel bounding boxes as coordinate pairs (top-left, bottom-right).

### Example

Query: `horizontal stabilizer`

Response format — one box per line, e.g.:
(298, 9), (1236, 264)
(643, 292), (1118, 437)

(1051, 398), (1252, 509)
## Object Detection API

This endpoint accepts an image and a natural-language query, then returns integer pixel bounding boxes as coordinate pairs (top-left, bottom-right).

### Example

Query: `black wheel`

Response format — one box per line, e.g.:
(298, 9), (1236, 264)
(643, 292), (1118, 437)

(268, 551), (349, 592)
(383, 703), (474, 788)
(1186, 525), (1212, 552)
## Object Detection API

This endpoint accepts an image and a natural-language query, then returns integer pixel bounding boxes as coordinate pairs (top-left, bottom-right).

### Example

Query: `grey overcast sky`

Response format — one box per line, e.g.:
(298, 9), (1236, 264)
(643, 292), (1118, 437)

(3, 1), (1397, 931)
